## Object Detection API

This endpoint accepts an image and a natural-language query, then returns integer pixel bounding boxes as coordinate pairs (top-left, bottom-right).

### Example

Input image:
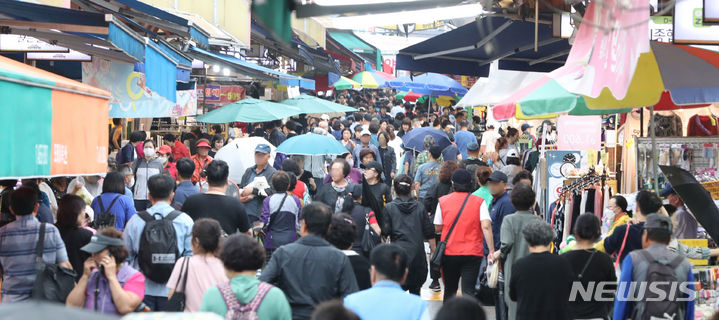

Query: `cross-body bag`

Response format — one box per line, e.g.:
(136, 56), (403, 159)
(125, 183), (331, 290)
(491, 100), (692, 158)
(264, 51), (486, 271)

(578, 250), (597, 280)
(262, 193), (289, 235)
(165, 256), (190, 311)
(429, 193), (472, 274)
(32, 223), (77, 303)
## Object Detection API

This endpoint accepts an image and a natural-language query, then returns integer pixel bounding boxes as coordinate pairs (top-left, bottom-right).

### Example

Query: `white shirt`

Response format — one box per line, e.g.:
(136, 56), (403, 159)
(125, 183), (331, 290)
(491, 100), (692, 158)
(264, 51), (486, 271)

(434, 200), (491, 225)
(480, 130), (501, 153)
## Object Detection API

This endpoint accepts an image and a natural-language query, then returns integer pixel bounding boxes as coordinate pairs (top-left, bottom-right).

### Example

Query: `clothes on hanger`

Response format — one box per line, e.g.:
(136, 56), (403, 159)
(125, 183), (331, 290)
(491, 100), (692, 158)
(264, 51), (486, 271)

(653, 112), (683, 137)
(687, 114), (719, 136)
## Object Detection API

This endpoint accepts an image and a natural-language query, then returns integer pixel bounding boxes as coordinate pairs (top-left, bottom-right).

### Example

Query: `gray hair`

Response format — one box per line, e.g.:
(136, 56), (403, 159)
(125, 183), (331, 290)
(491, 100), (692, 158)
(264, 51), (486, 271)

(522, 220), (555, 247)
(423, 135), (436, 150)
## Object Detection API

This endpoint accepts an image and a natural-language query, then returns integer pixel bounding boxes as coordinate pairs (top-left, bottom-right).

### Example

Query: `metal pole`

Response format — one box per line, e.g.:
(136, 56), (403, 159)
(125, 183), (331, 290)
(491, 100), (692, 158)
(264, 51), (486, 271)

(650, 106), (659, 194)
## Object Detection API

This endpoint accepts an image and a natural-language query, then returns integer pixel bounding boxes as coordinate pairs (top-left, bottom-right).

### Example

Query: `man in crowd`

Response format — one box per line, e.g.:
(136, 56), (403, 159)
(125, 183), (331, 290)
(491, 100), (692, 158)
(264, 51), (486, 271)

(191, 139), (213, 184)
(0, 186), (71, 302)
(124, 174), (194, 311)
(368, 122), (380, 147)
(344, 244), (429, 320)
(182, 160), (250, 235)
(260, 202), (358, 320)
(596, 190), (663, 266)
(455, 120), (478, 160)
(413, 145), (442, 201)
(117, 131), (144, 165)
(486, 171), (514, 257)
(171, 158), (199, 209)
(614, 214), (695, 320)
(480, 124), (500, 156)
(267, 120), (287, 147)
(119, 164), (135, 199)
(163, 133), (190, 161)
(352, 129), (381, 169)
(661, 184), (699, 239)
(240, 144), (276, 225)
(517, 123), (536, 155)
(283, 120), (299, 139)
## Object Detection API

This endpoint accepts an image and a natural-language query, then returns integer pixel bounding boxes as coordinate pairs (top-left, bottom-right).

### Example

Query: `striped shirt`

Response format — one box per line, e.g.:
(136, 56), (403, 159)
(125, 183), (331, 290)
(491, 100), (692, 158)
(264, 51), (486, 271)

(0, 215), (68, 302)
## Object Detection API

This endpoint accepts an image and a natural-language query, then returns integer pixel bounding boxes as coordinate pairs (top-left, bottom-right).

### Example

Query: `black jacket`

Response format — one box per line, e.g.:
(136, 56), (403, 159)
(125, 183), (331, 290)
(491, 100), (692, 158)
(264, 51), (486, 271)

(260, 235), (359, 320)
(377, 145), (396, 178)
(381, 197), (435, 263)
(314, 183), (357, 213)
(423, 181), (452, 218)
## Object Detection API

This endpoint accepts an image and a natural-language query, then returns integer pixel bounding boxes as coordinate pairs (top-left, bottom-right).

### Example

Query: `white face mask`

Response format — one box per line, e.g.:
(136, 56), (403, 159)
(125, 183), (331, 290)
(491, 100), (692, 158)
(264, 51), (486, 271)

(128, 177), (135, 187)
(144, 148), (156, 157)
(346, 158), (354, 167)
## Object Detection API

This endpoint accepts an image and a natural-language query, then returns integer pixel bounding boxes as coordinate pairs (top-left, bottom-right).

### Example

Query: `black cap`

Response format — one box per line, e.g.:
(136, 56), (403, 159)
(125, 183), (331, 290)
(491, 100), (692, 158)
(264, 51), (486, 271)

(360, 161), (383, 174)
(81, 234), (125, 254)
(346, 184), (363, 200)
(451, 169), (472, 186)
(488, 171), (508, 183)
(644, 213), (673, 233)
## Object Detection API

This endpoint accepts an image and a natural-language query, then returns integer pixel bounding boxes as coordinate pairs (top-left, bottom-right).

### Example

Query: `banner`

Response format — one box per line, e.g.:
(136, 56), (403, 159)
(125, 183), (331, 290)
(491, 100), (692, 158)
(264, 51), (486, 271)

(197, 85), (246, 104)
(82, 60), (197, 118)
(557, 115), (602, 151)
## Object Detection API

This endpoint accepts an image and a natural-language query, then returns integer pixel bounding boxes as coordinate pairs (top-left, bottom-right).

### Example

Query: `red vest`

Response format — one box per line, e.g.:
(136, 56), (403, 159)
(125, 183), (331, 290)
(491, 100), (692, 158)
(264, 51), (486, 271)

(439, 192), (485, 257)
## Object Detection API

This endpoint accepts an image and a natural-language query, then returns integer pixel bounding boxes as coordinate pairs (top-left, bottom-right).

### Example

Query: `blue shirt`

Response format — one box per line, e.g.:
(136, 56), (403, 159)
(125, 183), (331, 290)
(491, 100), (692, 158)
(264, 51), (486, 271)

(414, 161), (440, 199)
(123, 201), (193, 297)
(370, 134), (379, 147)
(90, 193), (136, 231)
(0, 215), (68, 302)
(454, 130), (478, 159)
(602, 222), (644, 266)
(344, 281), (430, 320)
(613, 252), (694, 320)
(485, 192), (515, 255)
(124, 186), (133, 199)
(172, 181), (200, 208)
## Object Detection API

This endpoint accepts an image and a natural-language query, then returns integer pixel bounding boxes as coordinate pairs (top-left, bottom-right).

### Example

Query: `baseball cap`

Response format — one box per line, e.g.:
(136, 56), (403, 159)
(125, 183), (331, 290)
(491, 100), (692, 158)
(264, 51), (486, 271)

(254, 144), (271, 154)
(506, 149), (519, 159)
(521, 123), (533, 131)
(659, 184), (676, 197)
(158, 145), (172, 155)
(451, 169), (472, 186)
(467, 142), (479, 151)
(360, 129), (371, 136)
(320, 114), (330, 121)
(644, 213), (673, 233)
(488, 171), (508, 183)
(81, 234), (125, 254)
(346, 184), (363, 200)
(360, 161), (383, 174)
(196, 139), (211, 148)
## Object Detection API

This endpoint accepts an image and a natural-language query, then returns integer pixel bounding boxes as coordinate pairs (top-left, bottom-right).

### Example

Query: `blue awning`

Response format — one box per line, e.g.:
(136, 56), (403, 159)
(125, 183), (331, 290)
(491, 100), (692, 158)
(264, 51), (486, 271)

(189, 47), (315, 90)
(396, 15), (570, 77)
(145, 41), (177, 103)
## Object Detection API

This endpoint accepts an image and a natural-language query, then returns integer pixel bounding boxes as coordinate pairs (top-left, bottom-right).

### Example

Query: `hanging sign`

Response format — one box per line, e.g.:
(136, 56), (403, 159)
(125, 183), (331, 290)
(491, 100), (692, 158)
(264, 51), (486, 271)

(557, 115), (602, 151)
(0, 34), (67, 52)
(27, 50), (91, 61)
(674, 0), (719, 44)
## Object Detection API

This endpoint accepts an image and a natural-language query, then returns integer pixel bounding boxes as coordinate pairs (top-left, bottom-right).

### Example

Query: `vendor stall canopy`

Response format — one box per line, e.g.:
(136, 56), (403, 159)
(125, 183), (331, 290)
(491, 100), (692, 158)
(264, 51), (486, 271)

(396, 15), (571, 77)
(0, 54), (110, 179)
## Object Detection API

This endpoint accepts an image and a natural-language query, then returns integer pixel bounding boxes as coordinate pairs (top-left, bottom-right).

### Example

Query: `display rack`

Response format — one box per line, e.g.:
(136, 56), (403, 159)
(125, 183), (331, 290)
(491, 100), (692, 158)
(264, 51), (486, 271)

(635, 137), (719, 191)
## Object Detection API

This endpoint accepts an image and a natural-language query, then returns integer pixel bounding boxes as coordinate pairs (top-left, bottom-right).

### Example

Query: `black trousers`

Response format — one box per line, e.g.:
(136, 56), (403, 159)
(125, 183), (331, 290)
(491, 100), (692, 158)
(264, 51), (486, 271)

(442, 255), (482, 301)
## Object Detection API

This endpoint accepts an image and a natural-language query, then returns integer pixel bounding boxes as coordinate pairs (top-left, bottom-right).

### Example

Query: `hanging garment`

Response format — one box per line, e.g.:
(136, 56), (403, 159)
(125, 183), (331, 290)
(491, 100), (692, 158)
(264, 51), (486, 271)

(653, 113), (683, 137)
(594, 187), (604, 220)
(579, 190), (588, 215)
(687, 115), (719, 136)
(584, 189), (595, 214)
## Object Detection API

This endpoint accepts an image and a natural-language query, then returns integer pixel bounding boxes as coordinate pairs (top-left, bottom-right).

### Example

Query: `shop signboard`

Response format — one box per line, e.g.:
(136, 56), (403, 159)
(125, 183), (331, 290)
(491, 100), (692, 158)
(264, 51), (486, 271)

(0, 34), (67, 52)
(554, 14), (673, 43)
(82, 60), (197, 118)
(27, 50), (91, 61)
(706, 0), (719, 23)
(674, 0), (719, 44)
(197, 85), (246, 104)
(557, 115), (602, 151)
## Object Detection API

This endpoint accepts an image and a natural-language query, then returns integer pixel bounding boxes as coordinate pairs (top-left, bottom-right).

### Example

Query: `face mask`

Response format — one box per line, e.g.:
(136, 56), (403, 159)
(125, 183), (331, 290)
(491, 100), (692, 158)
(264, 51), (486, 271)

(144, 148), (156, 157)
(128, 177), (135, 187)
(346, 158), (354, 167)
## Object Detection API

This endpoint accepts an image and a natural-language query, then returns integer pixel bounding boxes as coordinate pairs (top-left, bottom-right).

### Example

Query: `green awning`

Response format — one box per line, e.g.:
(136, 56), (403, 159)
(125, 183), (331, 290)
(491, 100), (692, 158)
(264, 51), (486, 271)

(328, 30), (382, 69)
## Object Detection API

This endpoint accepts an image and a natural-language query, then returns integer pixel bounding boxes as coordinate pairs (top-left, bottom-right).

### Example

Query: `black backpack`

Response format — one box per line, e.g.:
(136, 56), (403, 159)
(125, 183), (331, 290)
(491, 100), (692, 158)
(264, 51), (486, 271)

(94, 195), (121, 230)
(137, 210), (182, 284)
(636, 250), (686, 320)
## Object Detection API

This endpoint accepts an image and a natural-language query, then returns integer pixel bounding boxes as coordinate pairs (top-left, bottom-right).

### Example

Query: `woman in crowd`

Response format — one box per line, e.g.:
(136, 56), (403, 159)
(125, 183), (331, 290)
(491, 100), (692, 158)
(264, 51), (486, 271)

(167, 218), (228, 312)
(281, 159), (310, 205)
(377, 132), (396, 187)
(492, 137), (509, 170)
(360, 161), (391, 230)
(359, 148), (378, 166)
(472, 166), (493, 209)
(200, 234), (291, 319)
(322, 153), (362, 185)
(66, 227), (145, 315)
(326, 213), (371, 290)
(607, 195), (631, 233)
(386, 125), (404, 174)
(397, 118), (412, 138)
(562, 213), (616, 320)
(381, 174), (436, 295)
(90, 171), (136, 231)
(157, 145), (177, 179)
(500, 150), (523, 191)
(56, 194), (93, 280)
(341, 128), (356, 152)
(209, 134), (224, 158)
(341, 184), (380, 254)
(315, 159), (357, 214)
(260, 171), (303, 259)
(435, 169), (494, 301)
(131, 139), (165, 211)
(422, 160), (457, 290)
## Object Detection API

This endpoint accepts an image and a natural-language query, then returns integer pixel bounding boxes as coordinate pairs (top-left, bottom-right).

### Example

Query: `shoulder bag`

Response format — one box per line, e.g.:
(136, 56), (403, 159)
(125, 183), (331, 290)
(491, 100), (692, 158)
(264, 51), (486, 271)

(429, 193), (472, 275)
(165, 256), (190, 311)
(32, 223), (77, 303)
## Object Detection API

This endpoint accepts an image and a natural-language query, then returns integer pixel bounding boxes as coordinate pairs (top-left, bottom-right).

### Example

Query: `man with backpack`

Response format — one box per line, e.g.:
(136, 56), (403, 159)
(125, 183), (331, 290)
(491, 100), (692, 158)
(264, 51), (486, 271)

(613, 213), (695, 320)
(124, 174), (194, 311)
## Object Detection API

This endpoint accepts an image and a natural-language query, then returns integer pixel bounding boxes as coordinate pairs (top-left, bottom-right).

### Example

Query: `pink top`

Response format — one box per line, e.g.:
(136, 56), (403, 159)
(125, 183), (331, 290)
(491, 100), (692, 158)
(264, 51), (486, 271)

(123, 272), (146, 298)
(167, 255), (228, 312)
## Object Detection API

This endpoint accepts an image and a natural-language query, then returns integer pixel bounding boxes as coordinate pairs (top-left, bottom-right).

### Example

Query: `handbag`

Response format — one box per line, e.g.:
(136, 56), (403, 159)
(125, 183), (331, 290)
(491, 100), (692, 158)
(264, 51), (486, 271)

(32, 223), (77, 303)
(429, 193), (472, 275)
(360, 208), (381, 256)
(165, 256), (190, 311)
(487, 261), (500, 289)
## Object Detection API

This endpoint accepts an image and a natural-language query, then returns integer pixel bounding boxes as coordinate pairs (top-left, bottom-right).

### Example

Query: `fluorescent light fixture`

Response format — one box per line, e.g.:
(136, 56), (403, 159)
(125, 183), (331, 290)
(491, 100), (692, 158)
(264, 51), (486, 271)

(223, 67), (231, 76)
(212, 65), (220, 72)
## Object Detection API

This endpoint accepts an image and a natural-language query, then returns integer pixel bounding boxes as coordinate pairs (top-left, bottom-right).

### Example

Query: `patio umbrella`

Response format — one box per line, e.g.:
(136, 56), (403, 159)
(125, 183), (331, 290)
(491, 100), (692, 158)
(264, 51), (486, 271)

(351, 71), (388, 89)
(396, 91), (423, 102)
(401, 127), (451, 151)
(659, 165), (719, 243)
(281, 94), (356, 118)
(0, 301), (118, 320)
(276, 133), (349, 155)
(196, 98), (302, 123)
(332, 76), (361, 90)
(388, 72), (468, 97)
(214, 137), (276, 183)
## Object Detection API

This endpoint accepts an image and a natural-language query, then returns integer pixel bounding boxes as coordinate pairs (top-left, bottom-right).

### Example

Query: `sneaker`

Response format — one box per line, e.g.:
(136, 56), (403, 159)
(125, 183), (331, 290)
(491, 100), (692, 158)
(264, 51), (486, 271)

(429, 279), (441, 292)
